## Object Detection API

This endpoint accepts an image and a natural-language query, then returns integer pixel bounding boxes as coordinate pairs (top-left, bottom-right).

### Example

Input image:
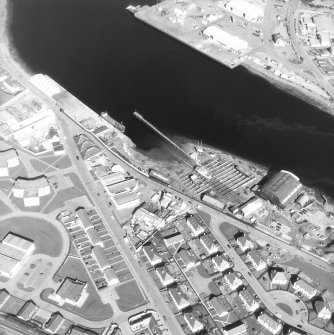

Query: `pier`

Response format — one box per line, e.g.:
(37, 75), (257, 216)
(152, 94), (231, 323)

(133, 111), (196, 168)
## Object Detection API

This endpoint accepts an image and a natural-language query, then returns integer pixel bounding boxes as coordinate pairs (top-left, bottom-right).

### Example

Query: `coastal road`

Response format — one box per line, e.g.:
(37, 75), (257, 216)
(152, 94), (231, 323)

(57, 114), (185, 335)
(3, 50), (333, 333)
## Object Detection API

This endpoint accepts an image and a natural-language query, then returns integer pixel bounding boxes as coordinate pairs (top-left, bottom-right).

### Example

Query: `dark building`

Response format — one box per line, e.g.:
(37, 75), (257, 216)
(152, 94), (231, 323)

(257, 170), (302, 208)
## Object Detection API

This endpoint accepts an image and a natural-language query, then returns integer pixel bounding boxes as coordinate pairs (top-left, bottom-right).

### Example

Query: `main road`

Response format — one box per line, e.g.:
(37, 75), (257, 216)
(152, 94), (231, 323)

(2, 47), (333, 333)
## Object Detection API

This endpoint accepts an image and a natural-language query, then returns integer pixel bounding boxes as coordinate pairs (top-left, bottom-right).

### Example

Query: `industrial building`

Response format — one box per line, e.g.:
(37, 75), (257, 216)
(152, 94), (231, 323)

(132, 207), (165, 230)
(203, 26), (249, 52)
(258, 170), (302, 208)
(111, 191), (140, 210)
(0, 233), (34, 278)
(238, 197), (263, 217)
(0, 148), (19, 176)
(12, 176), (51, 207)
(222, 0), (264, 23)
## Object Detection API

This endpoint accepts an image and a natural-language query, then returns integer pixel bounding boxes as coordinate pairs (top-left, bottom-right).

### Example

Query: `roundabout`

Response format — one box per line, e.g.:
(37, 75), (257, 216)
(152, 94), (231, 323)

(267, 290), (309, 324)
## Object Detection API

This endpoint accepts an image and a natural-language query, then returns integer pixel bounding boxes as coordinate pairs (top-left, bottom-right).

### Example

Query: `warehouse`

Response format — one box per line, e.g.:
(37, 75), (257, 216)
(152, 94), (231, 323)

(203, 26), (249, 52)
(223, 0), (265, 23)
(238, 197), (263, 217)
(0, 233), (34, 278)
(258, 170), (302, 208)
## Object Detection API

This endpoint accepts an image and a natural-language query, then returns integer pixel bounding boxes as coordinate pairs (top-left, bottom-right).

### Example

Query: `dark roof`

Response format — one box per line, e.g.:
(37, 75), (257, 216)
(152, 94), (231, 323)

(17, 300), (37, 320)
(69, 325), (98, 335)
(56, 278), (86, 302)
(259, 170), (301, 207)
(45, 312), (64, 332)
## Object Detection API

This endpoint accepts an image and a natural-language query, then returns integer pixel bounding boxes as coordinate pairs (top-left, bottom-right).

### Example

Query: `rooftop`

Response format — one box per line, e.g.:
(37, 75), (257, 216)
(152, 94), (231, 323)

(56, 278), (86, 303)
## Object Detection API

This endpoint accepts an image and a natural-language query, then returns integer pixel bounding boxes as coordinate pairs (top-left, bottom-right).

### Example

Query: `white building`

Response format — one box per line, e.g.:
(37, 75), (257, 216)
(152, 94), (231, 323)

(186, 216), (205, 237)
(142, 244), (162, 266)
(223, 323), (248, 335)
(271, 271), (288, 286)
(236, 236), (254, 252)
(169, 287), (190, 310)
(203, 26), (249, 52)
(315, 301), (332, 319)
(200, 235), (219, 255)
(0, 149), (19, 176)
(184, 313), (204, 333)
(212, 255), (231, 272)
(257, 313), (282, 334)
(293, 279), (317, 299)
(224, 272), (243, 290)
(247, 250), (267, 271)
(12, 176), (51, 207)
(223, 0), (265, 23)
(238, 197), (263, 217)
(239, 289), (259, 312)
(132, 207), (165, 229)
(104, 267), (119, 286)
(156, 266), (175, 286)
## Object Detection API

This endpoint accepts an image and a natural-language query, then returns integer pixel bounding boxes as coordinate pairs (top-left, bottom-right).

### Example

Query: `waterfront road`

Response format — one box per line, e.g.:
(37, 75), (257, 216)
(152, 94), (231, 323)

(3, 55), (333, 334)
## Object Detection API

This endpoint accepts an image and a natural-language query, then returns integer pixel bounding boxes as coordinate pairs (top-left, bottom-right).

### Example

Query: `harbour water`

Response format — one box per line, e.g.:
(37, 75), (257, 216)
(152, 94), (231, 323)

(8, 0), (334, 196)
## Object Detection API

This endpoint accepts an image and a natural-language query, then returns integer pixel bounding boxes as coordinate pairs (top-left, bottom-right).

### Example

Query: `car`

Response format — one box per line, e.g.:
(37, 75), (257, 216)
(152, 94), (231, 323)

(248, 271), (252, 277)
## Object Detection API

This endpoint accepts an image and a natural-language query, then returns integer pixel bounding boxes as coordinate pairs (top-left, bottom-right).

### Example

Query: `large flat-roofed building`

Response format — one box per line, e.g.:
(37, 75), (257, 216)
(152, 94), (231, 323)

(238, 197), (263, 217)
(0, 255), (21, 278)
(203, 26), (249, 52)
(132, 207), (165, 229)
(107, 178), (137, 195)
(0, 233), (34, 278)
(223, 0), (265, 23)
(12, 176), (51, 207)
(0, 148), (19, 176)
(99, 172), (125, 187)
(3, 233), (34, 254)
(49, 278), (88, 307)
(258, 170), (302, 208)
(111, 191), (140, 210)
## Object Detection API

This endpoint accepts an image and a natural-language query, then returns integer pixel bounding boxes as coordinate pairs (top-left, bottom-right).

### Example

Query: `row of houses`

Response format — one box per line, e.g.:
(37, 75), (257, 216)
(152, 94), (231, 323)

(0, 290), (99, 335)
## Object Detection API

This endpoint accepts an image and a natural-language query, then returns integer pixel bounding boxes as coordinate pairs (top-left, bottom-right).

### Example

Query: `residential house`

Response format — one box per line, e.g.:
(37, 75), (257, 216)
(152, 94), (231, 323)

(257, 313), (282, 334)
(315, 301), (332, 320)
(169, 287), (190, 311)
(236, 236), (254, 252)
(142, 244), (163, 266)
(212, 255), (231, 272)
(293, 279), (317, 299)
(247, 250), (267, 271)
(186, 216), (205, 237)
(239, 289), (259, 312)
(184, 313), (204, 333)
(224, 272), (243, 291)
(210, 296), (228, 317)
(156, 266), (175, 287)
(200, 235), (219, 255)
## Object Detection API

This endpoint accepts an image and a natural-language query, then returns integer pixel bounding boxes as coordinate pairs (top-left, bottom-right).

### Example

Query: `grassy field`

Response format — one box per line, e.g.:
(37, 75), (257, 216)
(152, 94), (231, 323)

(54, 256), (113, 320)
(115, 279), (147, 312)
(0, 216), (64, 257)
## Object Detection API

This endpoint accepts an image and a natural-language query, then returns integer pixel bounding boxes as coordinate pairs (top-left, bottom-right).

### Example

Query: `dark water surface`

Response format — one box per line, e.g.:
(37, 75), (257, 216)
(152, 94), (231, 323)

(8, 0), (334, 196)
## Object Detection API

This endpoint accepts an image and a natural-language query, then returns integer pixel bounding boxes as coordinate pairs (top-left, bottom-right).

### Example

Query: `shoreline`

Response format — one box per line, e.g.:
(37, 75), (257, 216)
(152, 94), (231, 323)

(242, 61), (334, 118)
(1, 0), (332, 200)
